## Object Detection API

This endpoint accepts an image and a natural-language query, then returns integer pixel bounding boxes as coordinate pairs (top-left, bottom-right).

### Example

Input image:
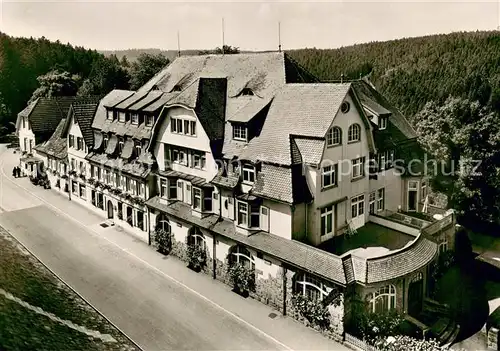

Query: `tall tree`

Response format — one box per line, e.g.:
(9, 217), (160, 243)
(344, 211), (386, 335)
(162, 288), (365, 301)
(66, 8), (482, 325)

(78, 58), (130, 97)
(415, 97), (500, 224)
(28, 70), (80, 104)
(120, 55), (130, 68)
(128, 53), (170, 90)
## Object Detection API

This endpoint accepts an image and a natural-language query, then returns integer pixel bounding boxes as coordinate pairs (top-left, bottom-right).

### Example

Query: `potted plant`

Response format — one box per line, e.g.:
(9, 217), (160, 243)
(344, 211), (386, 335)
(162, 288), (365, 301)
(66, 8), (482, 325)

(186, 244), (207, 272)
(227, 263), (253, 297)
(79, 173), (86, 180)
(88, 178), (95, 185)
(154, 227), (171, 255)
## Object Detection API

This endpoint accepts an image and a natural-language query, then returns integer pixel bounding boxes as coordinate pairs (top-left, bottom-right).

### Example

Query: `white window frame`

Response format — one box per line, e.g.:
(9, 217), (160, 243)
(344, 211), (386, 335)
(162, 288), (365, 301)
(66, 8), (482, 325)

(156, 215), (171, 233)
(348, 124), (361, 142)
(379, 116), (388, 130)
(320, 205), (333, 237)
(184, 120), (190, 135)
(352, 157), (364, 179)
(190, 121), (196, 136)
(168, 179), (177, 199)
(193, 187), (202, 210)
(237, 201), (248, 227)
(351, 194), (365, 219)
(295, 273), (332, 303)
(118, 111), (126, 123)
(131, 113), (139, 124)
(106, 110), (113, 120)
(368, 285), (396, 313)
(242, 164), (255, 184)
(369, 191), (376, 214)
(377, 188), (385, 211)
(327, 127), (341, 147)
(321, 165), (336, 188)
(233, 124), (247, 141)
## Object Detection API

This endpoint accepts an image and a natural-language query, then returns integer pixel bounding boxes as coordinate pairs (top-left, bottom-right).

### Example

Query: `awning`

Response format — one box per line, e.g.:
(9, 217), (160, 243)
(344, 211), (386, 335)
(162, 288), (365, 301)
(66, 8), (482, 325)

(158, 169), (212, 188)
(121, 139), (134, 159)
(105, 135), (118, 155)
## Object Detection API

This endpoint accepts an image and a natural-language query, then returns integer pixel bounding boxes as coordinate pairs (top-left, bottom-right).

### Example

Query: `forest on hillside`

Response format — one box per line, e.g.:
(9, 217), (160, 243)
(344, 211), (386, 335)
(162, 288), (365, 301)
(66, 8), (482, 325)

(287, 31), (500, 119)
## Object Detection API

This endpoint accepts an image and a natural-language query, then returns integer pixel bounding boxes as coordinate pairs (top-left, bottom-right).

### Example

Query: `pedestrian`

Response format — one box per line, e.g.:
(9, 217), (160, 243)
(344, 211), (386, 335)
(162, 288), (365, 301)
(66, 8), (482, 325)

(16, 166), (21, 178)
(12, 167), (16, 178)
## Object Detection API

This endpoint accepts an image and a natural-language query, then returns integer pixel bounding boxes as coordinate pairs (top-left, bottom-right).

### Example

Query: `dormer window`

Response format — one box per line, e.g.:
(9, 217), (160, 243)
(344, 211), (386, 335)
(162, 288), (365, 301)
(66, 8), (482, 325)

(242, 164), (255, 184)
(107, 110), (113, 120)
(241, 88), (254, 96)
(172, 85), (182, 92)
(118, 112), (126, 123)
(113, 110), (118, 120)
(146, 115), (155, 126)
(379, 116), (388, 130)
(131, 113), (139, 125)
(103, 135), (108, 149)
(233, 124), (247, 141)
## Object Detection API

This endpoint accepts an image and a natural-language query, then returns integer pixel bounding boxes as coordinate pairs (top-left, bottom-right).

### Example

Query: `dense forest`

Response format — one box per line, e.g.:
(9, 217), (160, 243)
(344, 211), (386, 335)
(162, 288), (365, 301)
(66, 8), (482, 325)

(287, 31), (500, 119)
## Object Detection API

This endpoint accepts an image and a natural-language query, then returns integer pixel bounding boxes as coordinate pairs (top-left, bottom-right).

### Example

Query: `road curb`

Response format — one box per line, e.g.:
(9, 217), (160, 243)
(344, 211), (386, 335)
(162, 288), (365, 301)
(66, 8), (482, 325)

(1, 228), (144, 351)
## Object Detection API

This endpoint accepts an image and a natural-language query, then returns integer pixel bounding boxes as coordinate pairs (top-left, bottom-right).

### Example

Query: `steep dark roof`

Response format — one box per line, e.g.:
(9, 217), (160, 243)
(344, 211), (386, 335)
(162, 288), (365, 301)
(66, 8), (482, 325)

(34, 118), (67, 159)
(23, 96), (77, 135)
(68, 101), (99, 147)
(352, 80), (417, 150)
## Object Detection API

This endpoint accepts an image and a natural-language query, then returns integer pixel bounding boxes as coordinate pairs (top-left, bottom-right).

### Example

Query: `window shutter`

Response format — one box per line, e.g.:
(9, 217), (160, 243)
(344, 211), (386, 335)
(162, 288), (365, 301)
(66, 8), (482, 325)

(260, 206), (269, 232)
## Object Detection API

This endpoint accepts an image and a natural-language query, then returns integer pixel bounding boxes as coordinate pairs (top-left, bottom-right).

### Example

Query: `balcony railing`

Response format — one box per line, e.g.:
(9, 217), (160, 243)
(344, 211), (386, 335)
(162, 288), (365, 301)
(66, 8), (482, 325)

(375, 209), (431, 229)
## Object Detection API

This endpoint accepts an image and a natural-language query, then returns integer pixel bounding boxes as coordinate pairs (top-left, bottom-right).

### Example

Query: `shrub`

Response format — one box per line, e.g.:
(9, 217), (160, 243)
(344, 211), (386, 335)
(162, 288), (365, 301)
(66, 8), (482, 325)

(375, 335), (442, 351)
(227, 263), (253, 294)
(154, 227), (171, 255)
(186, 244), (207, 272)
(291, 293), (332, 330)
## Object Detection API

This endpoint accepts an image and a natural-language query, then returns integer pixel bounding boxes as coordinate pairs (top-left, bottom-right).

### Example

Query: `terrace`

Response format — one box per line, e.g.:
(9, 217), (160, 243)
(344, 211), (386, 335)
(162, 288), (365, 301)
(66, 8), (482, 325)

(319, 222), (416, 257)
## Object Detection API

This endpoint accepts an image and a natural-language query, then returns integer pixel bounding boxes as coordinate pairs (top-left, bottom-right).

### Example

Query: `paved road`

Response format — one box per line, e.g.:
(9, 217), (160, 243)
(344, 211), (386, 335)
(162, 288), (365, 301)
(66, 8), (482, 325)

(0, 146), (287, 351)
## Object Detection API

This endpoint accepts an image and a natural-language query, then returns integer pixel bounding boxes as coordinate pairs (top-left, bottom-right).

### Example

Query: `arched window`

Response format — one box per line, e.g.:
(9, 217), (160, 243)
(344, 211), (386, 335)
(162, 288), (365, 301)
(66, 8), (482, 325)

(294, 272), (332, 303)
(229, 245), (255, 270)
(188, 226), (206, 250)
(367, 284), (396, 313)
(156, 213), (171, 233)
(327, 127), (342, 146)
(348, 124), (361, 142)
(240, 88), (254, 96)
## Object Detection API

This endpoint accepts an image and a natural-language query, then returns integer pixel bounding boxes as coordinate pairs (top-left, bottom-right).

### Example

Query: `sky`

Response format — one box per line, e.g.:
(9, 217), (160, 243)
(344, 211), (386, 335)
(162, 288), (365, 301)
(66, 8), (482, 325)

(0, 0), (499, 51)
